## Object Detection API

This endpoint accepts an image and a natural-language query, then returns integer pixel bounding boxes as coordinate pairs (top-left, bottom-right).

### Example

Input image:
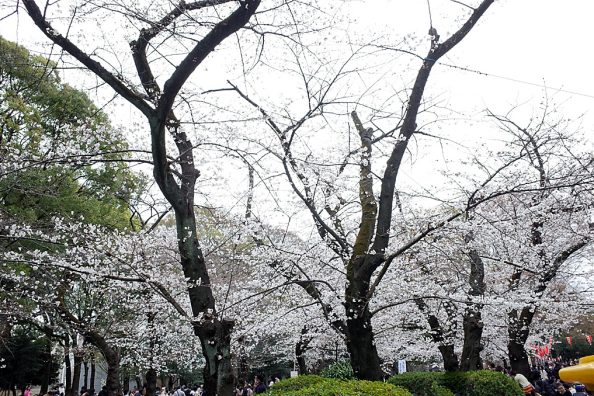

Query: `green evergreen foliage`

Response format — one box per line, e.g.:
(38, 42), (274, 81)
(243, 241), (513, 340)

(388, 371), (523, 396)
(0, 328), (59, 390)
(268, 375), (412, 396)
(320, 361), (356, 380)
(0, 36), (142, 230)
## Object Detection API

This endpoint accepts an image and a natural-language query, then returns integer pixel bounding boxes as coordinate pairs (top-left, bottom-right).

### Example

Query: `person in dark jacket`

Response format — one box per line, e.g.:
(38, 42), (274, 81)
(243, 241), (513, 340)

(253, 375), (267, 394)
(535, 378), (556, 396)
(573, 384), (588, 396)
(554, 384), (572, 396)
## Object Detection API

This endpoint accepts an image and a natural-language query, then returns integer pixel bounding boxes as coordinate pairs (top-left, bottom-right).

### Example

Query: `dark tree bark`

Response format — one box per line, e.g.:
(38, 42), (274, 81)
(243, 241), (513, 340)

(347, 2), (493, 378)
(83, 362), (89, 390)
(85, 334), (121, 396)
(40, 338), (52, 394)
(22, 0), (495, 385)
(295, 326), (310, 375)
(459, 248), (486, 371)
(122, 375), (130, 395)
(90, 356), (96, 391)
(460, 310), (484, 371)
(73, 352), (83, 395)
(225, 0), (494, 381)
(145, 369), (157, 396)
(64, 336), (73, 396)
(440, 345), (461, 372)
(415, 298), (459, 372)
(327, 2), (495, 380)
(21, 1), (261, 394)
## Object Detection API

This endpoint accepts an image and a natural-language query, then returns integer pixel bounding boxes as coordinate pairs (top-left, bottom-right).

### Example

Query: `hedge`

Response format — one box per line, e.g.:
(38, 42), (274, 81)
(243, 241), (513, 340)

(268, 375), (412, 396)
(389, 370), (523, 396)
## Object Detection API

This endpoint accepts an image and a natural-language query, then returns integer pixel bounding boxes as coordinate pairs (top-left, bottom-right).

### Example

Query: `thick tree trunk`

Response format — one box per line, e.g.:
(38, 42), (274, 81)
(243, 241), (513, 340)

(145, 369), (157, 396)
(40, 338), (52, 394)
(459, 310), (484, 371)
(197, 318), (235, 396)
(83, 362), (89, 390)
(507, 307), (534, 377)
(82, 330), (121, 396)
(65, 337), (73, 396)
(415, 298), (459, 372)
(345, 255), (383, 381)
(296, 353), (307, 375)
(508, 339), (531, 376)
(345, 308), (383, 380)
(73, 353), (83, 395)
(104, 351), (121, 396)
(295, 326), (310, 375)
(459, 248), (485, 371)
(90, 357), (96, 391)
(438, 345), (460, 372)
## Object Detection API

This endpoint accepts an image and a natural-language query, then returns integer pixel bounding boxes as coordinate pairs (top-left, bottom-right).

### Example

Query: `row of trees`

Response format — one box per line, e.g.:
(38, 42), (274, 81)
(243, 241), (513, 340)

(1, 0), (593, 395)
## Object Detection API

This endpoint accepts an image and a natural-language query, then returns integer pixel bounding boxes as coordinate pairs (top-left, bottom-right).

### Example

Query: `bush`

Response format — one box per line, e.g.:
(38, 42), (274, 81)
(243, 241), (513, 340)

(320, 361), (355, 380)
(388, 372), (443, 395)
(268, 375), (412, 396)
(464, 370), (522, 396)
(440, 372), (470, 395)
(388, 370), (523, 396)
(269, 375), (328, 392)
(430, 383), (455, 396)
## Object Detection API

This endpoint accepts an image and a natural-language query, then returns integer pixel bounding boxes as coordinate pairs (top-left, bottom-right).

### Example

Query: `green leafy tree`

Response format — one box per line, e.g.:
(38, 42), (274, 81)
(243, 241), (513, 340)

(0, 36), (142, 230)
(0, 37), (146, 396)
(0, 328), (60, 394)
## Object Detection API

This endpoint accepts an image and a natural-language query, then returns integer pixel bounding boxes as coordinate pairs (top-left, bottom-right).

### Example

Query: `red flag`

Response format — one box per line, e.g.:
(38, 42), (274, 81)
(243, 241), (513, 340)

(586, 335), (592, 345)
(566, 336), (573, 345)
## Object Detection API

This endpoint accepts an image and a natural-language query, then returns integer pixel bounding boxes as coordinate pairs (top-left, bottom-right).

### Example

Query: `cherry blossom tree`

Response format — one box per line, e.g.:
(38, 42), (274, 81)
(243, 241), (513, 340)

(16, 0), (268, 392)
(223, 0), (495, 379)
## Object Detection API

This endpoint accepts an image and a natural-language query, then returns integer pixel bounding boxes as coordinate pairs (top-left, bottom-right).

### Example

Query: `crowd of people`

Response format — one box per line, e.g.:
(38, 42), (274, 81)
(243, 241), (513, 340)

(130, 374), (281, 396)
(487, 362), (591, 396)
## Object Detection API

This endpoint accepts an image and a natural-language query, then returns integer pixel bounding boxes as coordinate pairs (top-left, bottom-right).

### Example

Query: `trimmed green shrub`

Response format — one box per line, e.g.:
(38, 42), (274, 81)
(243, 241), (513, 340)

(268, 375), (412, 396)
(388, 372), (443, 395)
(440, 372), (470, 395)
(388, 370), (522, 396)
(320, 361), (355, 380)
(269, 375), (328, 392)
(430, 383), (455, 396)
(464, 370), (522, 396)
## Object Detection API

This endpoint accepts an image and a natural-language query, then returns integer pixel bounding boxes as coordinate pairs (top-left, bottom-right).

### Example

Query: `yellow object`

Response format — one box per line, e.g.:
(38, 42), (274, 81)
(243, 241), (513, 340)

(559, 355), (594, 391)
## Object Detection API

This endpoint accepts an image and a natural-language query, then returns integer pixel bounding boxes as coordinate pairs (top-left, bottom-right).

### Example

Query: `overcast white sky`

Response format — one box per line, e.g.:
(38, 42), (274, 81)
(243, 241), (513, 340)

(3, 0), (594, 109)
(1, 0), (593, 225)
